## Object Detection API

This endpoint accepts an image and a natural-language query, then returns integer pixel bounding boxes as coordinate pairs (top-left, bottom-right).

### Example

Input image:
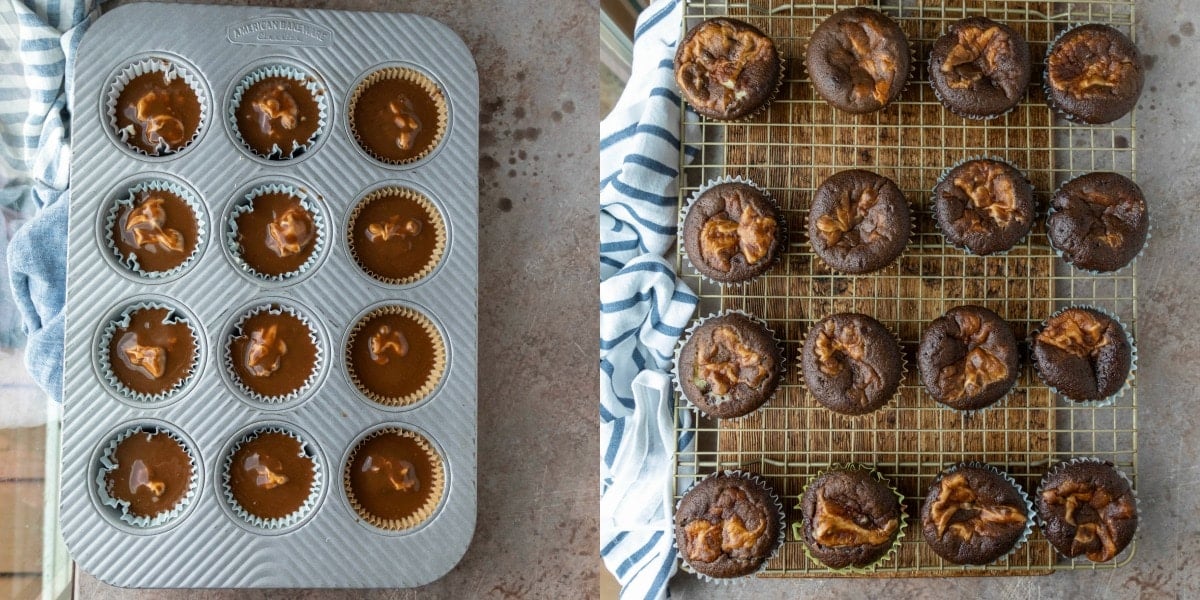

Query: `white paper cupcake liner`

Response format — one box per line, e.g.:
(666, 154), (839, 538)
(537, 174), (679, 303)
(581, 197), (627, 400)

(1047, 172), (1151, 275)
(223, 303), (323, 404)
(96, 302), (200, 403)
(673, 469), (787, 583)
(106, 57), (207, 156)
(1030, 305), (1137, 408)
(793, 463), (907, 573)
(228, 64), (329, 160)
(679, 175), (787, 288)
(797, 313), (907, 419)
(226, 183), (327, 282)
(672, 309), (786, 422)
(221, 426), (322, 529)
(1035, 457), (1140, 563)
(104, 179), (206, 279)
(926, 461), (1035, 566)
(96, 425), (199, 528)
(930, 155), (1036, 258)
(803, 171), (915, 276)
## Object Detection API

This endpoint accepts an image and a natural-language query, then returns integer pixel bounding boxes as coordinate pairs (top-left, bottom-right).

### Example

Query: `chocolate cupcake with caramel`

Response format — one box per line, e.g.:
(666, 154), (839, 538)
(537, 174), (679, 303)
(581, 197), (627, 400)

(1045, 24), (1143, 124)
(1036, 459), (1138, 563)
(799, 465), (905, 570)
(1031, 307), (1134, 405)
(1047, 172), (1149, 273)
(933, 158), (1034, 256)
(806, 7), (910, 114)
(929, 17), (1031, 120)
(807, 169), (911, 275)
(675, 311), (783, 420)
(918, 306), (1019, 411)
(681, 178), (783, 285)
(674, 18), (782, 121)
(801, 313), (904, 416)
(674, 470), (784, 580)
(920, 463), (1033, 565)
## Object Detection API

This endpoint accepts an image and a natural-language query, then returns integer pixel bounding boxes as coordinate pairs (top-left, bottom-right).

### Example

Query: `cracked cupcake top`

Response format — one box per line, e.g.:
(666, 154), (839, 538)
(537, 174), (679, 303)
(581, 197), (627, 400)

(674, 18), (781, 120)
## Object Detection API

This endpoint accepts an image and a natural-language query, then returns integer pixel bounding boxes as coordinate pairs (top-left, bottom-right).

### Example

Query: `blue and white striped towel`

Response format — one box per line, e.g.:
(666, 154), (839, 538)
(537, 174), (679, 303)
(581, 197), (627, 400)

(600, 1), (700, 598)
(1, 0), (99, 401)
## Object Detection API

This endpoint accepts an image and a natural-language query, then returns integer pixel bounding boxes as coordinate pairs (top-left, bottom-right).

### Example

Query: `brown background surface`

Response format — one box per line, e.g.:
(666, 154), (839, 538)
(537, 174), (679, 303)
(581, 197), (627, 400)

(75, 0), (598, 598)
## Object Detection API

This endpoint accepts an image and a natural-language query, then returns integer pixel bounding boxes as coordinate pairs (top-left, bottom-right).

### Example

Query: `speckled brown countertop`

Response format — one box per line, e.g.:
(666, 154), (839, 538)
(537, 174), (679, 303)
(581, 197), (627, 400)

(670, 5), (1200, 599)
(76, 0), (597, 598)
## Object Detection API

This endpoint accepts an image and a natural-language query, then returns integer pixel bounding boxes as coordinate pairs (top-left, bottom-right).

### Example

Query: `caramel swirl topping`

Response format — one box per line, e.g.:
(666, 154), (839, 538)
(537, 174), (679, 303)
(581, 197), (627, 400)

(833, 19), (898, 105)
(941, 25), (1022, 99)
(368, 325), (410, 365)
(128, 459), (167, 497)
(120, 338), (168, 379)
(1048, 35), (1138, 98)
(265, 205), (316, 258)
(813, 488), (898, 547)
(1039, 310), (1112, 358)
(929, 472), (1027, 541)
(682, 486), (770, 562)
(388, 96), (423, 151)
(952, 162), (1021, 228)
(813, 319), (882, 406)
(245, 324), (288, 378)
(694, 325), (769, 396)
(677, 21), (775, 113)
(815, 186), (887, 247)
(1042, 479), (1136, 562)
(124, 195), (185, 253)
(135, 90), (187, 148)
(938, 312), (1009, 402)
(366, 214), (424, 245)
(363, 455), (420, 493)
(698, 193), (777, 271)
(243, 452), (289, 490)
(251, 83), (300, 133)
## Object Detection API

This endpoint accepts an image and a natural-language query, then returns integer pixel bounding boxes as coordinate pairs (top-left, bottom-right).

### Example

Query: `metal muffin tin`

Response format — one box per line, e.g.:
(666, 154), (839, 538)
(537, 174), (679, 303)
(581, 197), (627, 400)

(62, 2), (478, 588)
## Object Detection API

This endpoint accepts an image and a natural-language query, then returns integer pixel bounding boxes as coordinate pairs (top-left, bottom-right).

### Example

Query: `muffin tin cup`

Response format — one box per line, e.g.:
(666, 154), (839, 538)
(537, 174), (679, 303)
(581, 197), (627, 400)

(928, 462), (1035, 567)
(345, 304), (448, 408)
(672, 309), (786, 423)
(346, 186), (448, 286)
(225, 182), (328, 283)
(793, 463), (908, 573)
(343, 426), (447, 532)
(103, 178), (208, 279)
(796, 314), (907, 420)
(673, 469), (787, 583)
(1030, 305), (1137, 408)
(931, 155), (1036, 258)
(1035, 457), (1140, 563)
(95, 301), (202, 404)
(223, 303), (324, 405)
(1047, 172), (1151, 276)
(803, 180), (916, 277)
(679, 175), (787, 288)
(95, 424), (200, 529)
(105, 57), (208, 157)
(347, 66), (449, 166)
(227, 63), (329, 161)
(220, 425), (323, 530)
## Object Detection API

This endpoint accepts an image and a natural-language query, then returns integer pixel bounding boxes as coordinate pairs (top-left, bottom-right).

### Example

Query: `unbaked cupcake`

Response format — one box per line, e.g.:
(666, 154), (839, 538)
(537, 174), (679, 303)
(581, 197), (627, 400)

(344, 428), (446, 531)
(349, 67), (448, 165)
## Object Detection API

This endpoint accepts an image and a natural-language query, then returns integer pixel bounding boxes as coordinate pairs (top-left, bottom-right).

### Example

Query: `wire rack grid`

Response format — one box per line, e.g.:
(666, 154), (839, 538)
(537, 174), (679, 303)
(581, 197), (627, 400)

(672, 0), (1138, 577)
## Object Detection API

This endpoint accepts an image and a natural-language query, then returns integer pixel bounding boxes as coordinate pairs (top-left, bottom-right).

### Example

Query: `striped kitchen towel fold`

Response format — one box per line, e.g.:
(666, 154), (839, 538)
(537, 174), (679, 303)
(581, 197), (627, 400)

(600, 0), (700, 598)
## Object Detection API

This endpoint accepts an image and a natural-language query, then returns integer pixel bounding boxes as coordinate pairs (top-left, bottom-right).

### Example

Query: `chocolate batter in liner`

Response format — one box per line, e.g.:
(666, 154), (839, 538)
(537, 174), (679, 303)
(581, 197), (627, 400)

(96, 425), (199, 528)
(344, 427), (446, 531)
(221, 426), (322, 529)
(225, 303), (323, 404)
(348, 66), (448, 165)
(106, 57), (207, 156)
(229, 64), (329, 160)
(104, 179), (206, 279)
(97, 302), (200, 403)
(347, 186), (448, 285)
(346, 305), (447, 407)
(226, 183), (327, 282)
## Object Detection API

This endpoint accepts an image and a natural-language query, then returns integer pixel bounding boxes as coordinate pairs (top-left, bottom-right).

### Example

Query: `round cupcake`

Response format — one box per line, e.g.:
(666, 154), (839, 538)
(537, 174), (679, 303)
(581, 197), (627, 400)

(807, 169), (910, 275)
(107, 180), (203, 277)
(346, 305), (447, 407)
(800, 313), (903, 416)
(226, 304), (321, 403)
(344, 428), (446, 531)
(918, 305), (1019, 411)
(349, 67), (449, 165)
(224, 428), (319, 527)
(1047, 172), (1148, 273)
(674, 471), (783, 579)
(228, 184), (324, 280)
(101, 304), (199, 401)
(674, 18), (782, 120)
(929, 17), (1031, 120)
(676, 312), (782, 419)
(347, 187), (448, 285)
(1045, 24), (1143, 124)
(799, 466), (903, 570)
(806, 7), (910, 114)
(108, 59), (205, 156)
(682, 180), (783, 285)
(921, 464), (1031, 565)
(99, 426), (197, 527)
(231, 65), (327, 160)
(1031, 307), (1132, 404)
(1036, 459), (1137, 563)
(933, 158), (1034, 256)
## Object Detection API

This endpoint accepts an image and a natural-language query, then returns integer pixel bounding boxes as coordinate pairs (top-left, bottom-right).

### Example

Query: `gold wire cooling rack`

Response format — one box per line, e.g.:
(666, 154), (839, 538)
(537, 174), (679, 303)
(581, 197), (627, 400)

(672, 0), (1138, 577)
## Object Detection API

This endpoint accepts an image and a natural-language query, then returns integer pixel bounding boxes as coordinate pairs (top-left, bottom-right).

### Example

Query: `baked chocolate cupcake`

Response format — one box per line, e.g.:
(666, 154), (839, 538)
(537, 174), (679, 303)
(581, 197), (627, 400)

(799, 466), (903, 570)
(921, 464), (1031, 565)
(226, 304), (321, 402)
(933, 158), (1034, 255)
(807, 170), (910, 274)
(345, 428), (446, 531)
(674, 471), (782, 579)
(682, 181), (783, 284)
(225, 429), (318, 526)
(929, 17), (1031, 120)
(918, 305), (1019, 411)
(1045, 24), (1143, 124)
(801, 313), (903, 416)
(674, 18), (782, 120)
(676, 312), (782, 419)
(102, 305), (198, 400)
(1047, 172), (1148, 273)
(806, 7), (910, 114)
(1031, 307), (1132, 404)
(100, 427), (196, 526)
(1037, 459), (1137, 563)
